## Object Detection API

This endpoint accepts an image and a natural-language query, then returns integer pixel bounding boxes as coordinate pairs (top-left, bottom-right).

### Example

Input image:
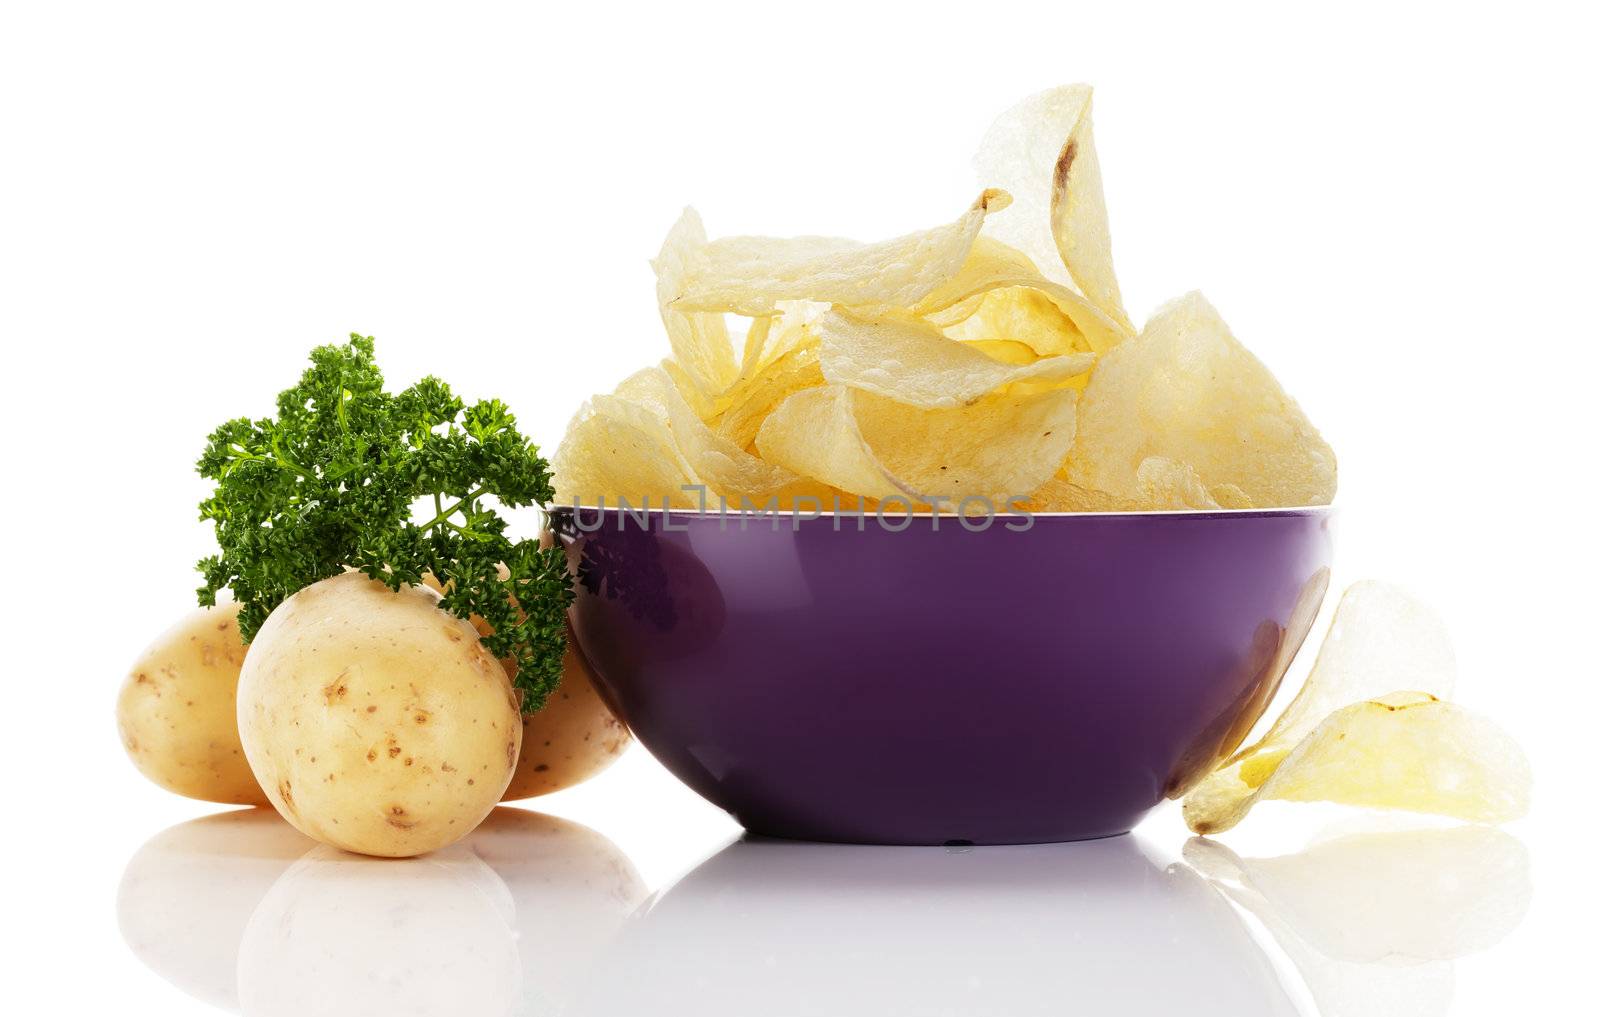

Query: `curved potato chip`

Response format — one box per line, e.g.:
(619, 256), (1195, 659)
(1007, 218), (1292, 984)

(1017, 476), (1137, 513)
(908, 237), (1129, 353)
(1135, 456), (1226, 510)
(907, 236), (1042, 317)
(941, 286), (1091, 356)
(857, 386), (1078, 502)
(1066, 292), (1336, 508)
(756, 384), (1077, 504)
(962, 338), (1040, 365)
(553, 394), (700, 509)
(973, 84), (1131, 330)
(1182, 582), (1518, 834)
(737, 315), (773, 379)
(614, 367), (810, 505)
(652, 209), (739, 396)
(1185, 693), (1532, 834)
(714, 342), (825, 451)
(816, 308), (1094, 409)
(1263, 581), (1457, 749)
(754, 385), (894, 500)
(1185, 582), (1455, 819)
(670, 190), (1010, 317)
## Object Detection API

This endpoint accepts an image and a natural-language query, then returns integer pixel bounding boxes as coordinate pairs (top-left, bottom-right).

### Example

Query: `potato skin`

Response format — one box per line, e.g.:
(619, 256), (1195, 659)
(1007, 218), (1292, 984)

(502, 626), (629, 800)
(425, 567), (630, 801)
(117, 602), (267, 805)
(236, 572), (521, 857)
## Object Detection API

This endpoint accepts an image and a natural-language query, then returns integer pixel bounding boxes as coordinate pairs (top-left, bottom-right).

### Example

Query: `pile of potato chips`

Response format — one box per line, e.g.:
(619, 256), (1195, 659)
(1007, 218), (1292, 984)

(553, 84), (1337, 512)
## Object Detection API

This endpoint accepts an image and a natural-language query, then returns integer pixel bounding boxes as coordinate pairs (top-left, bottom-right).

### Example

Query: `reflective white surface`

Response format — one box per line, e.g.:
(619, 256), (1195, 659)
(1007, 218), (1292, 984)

(113, 804), (1529, 1017)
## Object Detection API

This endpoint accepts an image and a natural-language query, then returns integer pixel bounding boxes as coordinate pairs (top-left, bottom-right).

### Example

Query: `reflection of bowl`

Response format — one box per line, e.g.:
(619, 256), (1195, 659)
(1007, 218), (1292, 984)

(569, 836), (1299, 1016)
(555, 507), (1332, 845)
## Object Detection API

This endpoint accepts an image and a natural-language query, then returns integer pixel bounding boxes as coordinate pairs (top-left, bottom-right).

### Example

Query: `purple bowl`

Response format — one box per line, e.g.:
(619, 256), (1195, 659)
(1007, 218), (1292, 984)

(554, 506), (1332, 845)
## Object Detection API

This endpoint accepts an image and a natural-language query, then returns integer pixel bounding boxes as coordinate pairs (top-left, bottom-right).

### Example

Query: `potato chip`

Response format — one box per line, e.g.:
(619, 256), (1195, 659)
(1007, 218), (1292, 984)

(651, 209), (740, 398)
(909, 237), (1130, 354)
(552, 394), (700, 509)
(714, 343), (825, 451)
(756, 384), (1078, 504)
(1134, 456), (1226, 510)
(858, 386), (1078, 502)
(614, 367), (811, 506)
(753, 385), (894, 500)
(1017, 476), (1137, 513)
(1186, 581), (1454, 818)
(973, 84), (1132, 330)
(1265, 581), (1457, 745)
(909, 237), (1040, 320)
(941, 286), (1091, 356)
(1187, 693), (1532, 834)
(816, 308), (1094, 409)
(1182, 582), (1529, 834)
(669, 190), (1010, 317)
(1066, 292), (1336, 508)
(961, 338), (1041, 365)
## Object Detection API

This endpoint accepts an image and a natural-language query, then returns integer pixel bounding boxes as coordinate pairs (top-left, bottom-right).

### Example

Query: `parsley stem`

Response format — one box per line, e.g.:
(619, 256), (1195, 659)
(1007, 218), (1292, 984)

(418, 486), (486, 531)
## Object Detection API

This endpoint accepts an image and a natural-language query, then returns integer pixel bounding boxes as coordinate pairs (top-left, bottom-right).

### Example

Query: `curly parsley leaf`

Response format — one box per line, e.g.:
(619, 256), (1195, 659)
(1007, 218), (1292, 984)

(195, 334), (572, 712)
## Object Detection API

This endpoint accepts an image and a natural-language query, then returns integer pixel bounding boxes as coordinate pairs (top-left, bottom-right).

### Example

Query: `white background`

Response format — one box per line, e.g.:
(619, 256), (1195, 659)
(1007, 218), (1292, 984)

(2, 2), (1596, 1014)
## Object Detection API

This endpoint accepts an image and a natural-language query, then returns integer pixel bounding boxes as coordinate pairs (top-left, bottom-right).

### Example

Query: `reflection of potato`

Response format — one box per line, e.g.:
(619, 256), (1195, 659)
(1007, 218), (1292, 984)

(238, 844), (521, 1017)
(116, 808), (313, 1011)
(114, 807), (644, 1016)
(503, 629), (630, 801)
(237, 573), (521, 857)
(117, 602), (267, 805)
(470, 808), (647, 1006)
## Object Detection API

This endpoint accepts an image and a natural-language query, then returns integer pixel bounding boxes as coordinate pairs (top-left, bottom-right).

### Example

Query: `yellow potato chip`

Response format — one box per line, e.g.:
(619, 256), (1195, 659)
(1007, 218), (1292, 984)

(753, 385), (894, 500)
(816, 308), (1094, 409)
(1182, 582), (1528, 834)
(552, 394), (700, 509)
(941, 286), (1092, 357)
(974, 84), (1131, 330)
(651, 209), (740, 398)
(1134, 456), (1226, 510)
(714, 343), (825, 451)
(756, 384), (1078, 504)
(614, 367), (810, 506)
(1065, 292), (1336, 508)
(909, 237), (1129, 353)
(906, 237), (1043, 318)
(669, 190), (1011, 317)
(1186, 693), (1532, 834)
(1017, 476), (1137, 513)
(961, 338), (1040, 365)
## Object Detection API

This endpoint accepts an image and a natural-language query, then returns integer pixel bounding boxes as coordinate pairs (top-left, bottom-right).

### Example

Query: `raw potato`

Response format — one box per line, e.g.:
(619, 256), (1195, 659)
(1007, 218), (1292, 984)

(117, 602), (267, 805)
(236, 572), (521, 857)
(502, 624), (630, 801)
(423, 566), (632, 800)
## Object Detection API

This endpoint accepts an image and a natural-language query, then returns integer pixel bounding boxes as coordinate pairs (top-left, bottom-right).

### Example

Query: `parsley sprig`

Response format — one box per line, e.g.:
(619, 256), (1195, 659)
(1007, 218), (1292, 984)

(195, 334), (572, 711)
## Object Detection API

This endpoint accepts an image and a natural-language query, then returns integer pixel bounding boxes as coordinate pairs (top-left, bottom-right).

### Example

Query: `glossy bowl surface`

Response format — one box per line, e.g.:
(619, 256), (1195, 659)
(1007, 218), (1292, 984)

(555, 506), (1332, 845)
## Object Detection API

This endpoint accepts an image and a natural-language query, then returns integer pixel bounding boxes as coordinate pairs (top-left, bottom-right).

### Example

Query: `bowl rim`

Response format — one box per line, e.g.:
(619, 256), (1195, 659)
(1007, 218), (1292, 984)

(547, 503), (1334, 521)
